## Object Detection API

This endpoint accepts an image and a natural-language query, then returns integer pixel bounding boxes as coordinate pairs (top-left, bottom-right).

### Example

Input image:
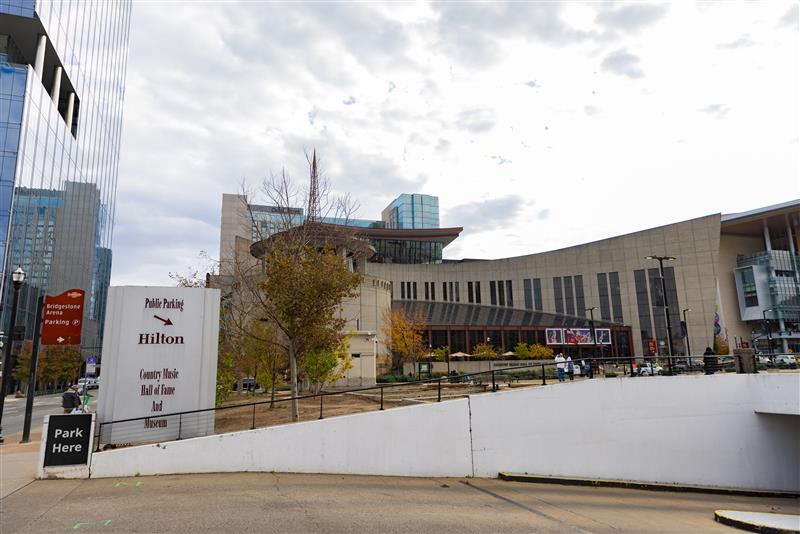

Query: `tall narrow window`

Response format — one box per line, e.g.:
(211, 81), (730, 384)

(449, 282), (454, 302)
(740, 268), (758, 307)
(468, 281), (474, 303)
(413, 282), (417, 300)
(401, 282), (406, 299)
(523, 279), (533, 309)
(490, 281), (497, 305)
(574, 275), (585, 316)
(498, 280), (505, 306)
(455, 282), (460, 302)
(443, 282), (447, 302)
(425, 282), (430, 301)
(634, 269), (653, 354)
(505, 280), (513, 307)
(553, 277), (563, 314)
(475, 281), (481, 304)
(532, 278), (542, 310)
(597, 273), (611, 320)
(431, 282), (436, 301)
(609, 272), (624, 322)
(564, 276), (575, 315)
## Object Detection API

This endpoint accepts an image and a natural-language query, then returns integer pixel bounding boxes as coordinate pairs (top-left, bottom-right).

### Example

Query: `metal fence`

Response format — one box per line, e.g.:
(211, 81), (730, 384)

(94, 354), (764, 450)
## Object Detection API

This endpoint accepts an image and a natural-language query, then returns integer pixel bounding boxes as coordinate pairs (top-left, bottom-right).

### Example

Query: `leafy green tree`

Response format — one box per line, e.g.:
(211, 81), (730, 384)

(528, 343), (554, 359)
(300, 337), (353, 394)
(432, 346), (448, 362)
(471, 342), (498, 360)
(513, 342), (531, 359)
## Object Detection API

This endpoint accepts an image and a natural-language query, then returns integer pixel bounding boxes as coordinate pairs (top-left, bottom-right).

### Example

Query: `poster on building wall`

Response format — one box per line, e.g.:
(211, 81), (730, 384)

(546, 328), (563, 345)
(596, 329), (612, 345)
(563, 328), (613, 345)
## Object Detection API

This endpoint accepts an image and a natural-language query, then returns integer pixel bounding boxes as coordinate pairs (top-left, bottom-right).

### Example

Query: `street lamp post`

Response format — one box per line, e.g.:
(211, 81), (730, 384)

(645, 255), (676, 375)
(762, 309), (773, 355)
(682, 308), (692, 365)
(585, 307), (597, 379)
(0, 268), (26, 444)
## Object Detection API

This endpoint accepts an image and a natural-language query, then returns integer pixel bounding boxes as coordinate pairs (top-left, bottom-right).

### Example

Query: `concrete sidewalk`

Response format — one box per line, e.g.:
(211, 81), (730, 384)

(2, 472), (798, 533)
(0, 431), (41, 500)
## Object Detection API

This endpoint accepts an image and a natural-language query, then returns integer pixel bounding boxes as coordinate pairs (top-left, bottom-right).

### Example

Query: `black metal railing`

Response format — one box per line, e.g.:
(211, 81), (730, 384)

(94, 354), (755, 450)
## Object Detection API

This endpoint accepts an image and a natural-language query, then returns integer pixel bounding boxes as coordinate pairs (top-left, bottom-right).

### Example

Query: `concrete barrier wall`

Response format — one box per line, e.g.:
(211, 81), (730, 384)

(90, 399), (473, 479)
(469, 374), (800, 492)
(90, 374), (800, 492)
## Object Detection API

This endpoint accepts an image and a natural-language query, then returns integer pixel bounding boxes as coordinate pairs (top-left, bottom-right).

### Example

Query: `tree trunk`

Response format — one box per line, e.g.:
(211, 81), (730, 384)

(289, 341), (300, 421)
(269, 353), (277, 409)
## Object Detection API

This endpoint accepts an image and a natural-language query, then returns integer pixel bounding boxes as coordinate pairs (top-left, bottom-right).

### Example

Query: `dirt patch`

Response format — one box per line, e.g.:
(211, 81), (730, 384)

(214, 393), (400, 434)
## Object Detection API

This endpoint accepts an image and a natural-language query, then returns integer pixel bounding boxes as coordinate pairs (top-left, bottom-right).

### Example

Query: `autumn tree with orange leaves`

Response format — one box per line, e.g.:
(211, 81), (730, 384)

(383, 308), (427, 375)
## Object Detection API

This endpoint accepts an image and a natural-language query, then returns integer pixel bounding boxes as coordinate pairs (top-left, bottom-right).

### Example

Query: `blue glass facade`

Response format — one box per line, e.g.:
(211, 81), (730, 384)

(382, 194), (439, 230)
(0, 1), (132, 353)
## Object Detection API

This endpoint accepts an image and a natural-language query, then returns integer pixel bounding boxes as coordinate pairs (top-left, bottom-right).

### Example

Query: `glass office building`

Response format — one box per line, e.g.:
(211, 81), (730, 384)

(381, 194), (439, 229)
(0, 1), (132, 355)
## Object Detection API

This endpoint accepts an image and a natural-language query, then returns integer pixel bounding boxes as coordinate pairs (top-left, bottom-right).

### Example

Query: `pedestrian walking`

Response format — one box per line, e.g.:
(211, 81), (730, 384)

(62, 384), (82, 414)
(703, 347), (716, 375)
(555, 353), (566, 382)
(566, 356), (575, 381)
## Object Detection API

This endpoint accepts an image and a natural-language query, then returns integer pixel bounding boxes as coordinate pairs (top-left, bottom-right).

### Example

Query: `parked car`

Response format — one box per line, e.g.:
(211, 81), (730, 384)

(773, 354), (797, 366)
(232, 378), (260, 392)
(756, 355), (773, 365)
(78, 377), (99, 390)
(636, 362), (664, 376)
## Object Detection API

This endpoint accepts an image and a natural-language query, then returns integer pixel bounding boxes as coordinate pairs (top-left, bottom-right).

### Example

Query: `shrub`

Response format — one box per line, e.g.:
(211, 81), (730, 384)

(377, 373), (412, 383)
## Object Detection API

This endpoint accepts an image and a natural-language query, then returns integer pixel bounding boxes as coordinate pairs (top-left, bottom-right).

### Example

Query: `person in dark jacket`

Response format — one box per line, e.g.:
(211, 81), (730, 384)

(62, 384), (82, 414)
(703, 347), (716, 375)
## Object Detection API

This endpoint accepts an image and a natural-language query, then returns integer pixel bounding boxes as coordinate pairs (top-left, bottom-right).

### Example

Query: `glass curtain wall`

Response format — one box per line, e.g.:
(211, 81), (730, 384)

(0, 1), (132, 356)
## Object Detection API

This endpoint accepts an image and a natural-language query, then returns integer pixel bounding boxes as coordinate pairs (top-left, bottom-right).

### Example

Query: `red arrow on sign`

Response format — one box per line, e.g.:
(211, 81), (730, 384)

(153, 315), (173, 326)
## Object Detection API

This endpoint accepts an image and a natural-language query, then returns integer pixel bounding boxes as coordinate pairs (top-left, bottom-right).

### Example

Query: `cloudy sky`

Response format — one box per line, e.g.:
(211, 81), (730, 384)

(112, 1), (799, 285)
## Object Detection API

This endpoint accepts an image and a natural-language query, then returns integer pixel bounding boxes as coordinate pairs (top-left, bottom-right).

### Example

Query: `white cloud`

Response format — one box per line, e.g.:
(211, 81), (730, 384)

(111, 1), (799, 283)
(601, 49), (644, 79)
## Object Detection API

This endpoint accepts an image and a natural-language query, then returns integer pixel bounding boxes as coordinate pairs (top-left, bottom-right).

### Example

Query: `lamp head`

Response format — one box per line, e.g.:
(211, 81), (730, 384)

(11, 267), (25, 285)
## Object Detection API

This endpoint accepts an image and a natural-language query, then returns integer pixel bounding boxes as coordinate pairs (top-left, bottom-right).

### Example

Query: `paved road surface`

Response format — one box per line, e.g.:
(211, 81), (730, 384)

(2, 472), (797, 533)
(1, 393), (97, 437)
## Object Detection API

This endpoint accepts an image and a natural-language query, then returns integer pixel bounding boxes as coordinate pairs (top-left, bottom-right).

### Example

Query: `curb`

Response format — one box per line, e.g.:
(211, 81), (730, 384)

(497, 473), (800, 499)
(714, 510), (800, 534)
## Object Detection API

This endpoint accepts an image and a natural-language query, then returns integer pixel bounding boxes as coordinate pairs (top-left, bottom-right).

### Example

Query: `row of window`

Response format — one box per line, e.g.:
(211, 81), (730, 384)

(553, 275), (585, 317)
(597, 272), (624, 322)
(489, 280), (513, 307)
(467, 281), (481, 304)
(395, 274), (627, 324)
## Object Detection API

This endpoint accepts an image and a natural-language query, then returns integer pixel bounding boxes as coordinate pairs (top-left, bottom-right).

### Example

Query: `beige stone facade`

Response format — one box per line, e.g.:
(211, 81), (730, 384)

(366, 215), (723, 356)
(219, 192), (799, 360)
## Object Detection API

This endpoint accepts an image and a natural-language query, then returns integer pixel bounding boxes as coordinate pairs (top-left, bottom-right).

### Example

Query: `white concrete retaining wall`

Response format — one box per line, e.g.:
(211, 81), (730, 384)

(470, 373), (800, 492)
(91, 399), (473, 479)
(90, 374), (800, 492)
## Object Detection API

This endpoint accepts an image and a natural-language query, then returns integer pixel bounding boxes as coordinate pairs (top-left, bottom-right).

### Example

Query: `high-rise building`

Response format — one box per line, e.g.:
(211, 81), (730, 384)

(0, 1), (132, 356)
(381, 194), (439, 229)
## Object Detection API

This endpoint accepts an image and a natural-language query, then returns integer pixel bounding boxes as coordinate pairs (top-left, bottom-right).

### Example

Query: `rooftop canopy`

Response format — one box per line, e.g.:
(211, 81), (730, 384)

(393, 301), (624, 329)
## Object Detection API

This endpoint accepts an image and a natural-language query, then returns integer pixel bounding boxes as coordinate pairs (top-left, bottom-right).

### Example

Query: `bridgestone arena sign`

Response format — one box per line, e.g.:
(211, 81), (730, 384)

(97, 286), (220, 444)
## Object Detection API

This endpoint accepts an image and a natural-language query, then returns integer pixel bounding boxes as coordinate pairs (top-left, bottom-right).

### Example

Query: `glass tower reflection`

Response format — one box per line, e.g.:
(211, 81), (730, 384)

(0, 1), (132, 357)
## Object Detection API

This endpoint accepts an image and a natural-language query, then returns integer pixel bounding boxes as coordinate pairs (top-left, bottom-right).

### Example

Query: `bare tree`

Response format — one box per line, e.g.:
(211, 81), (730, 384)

(223, 151), (367, 421)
